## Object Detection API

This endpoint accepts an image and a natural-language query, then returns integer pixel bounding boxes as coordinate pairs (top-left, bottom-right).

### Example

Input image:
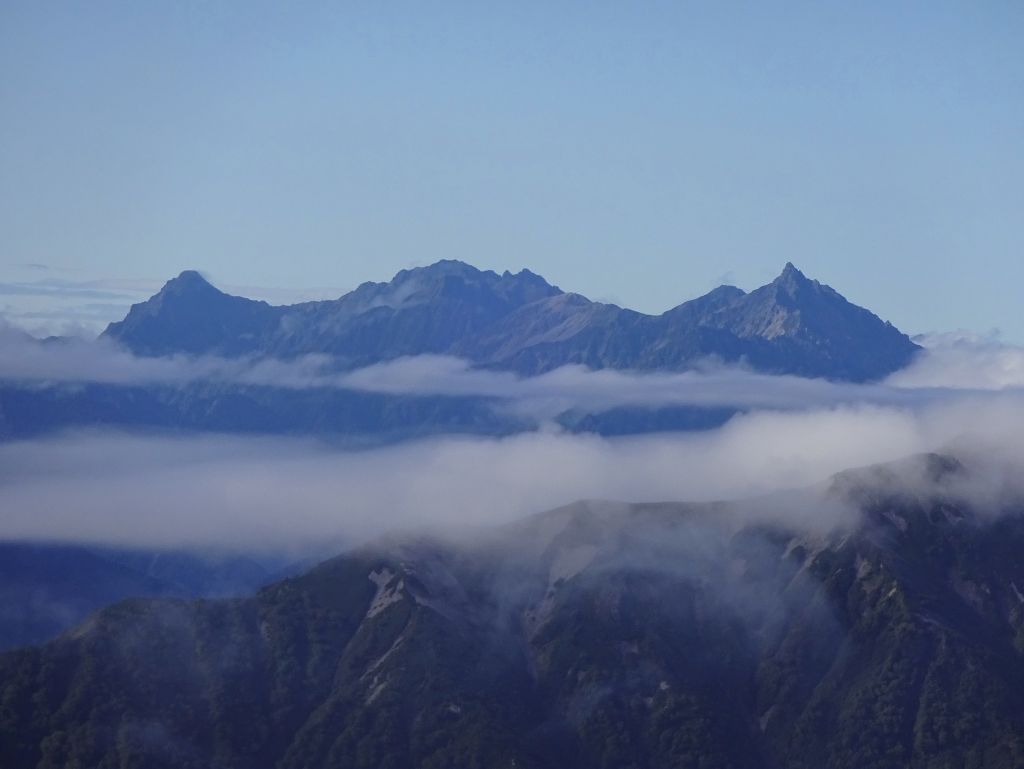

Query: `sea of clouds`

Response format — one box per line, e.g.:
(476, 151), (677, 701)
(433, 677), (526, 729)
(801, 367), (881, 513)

(4, 326), (1024, 552)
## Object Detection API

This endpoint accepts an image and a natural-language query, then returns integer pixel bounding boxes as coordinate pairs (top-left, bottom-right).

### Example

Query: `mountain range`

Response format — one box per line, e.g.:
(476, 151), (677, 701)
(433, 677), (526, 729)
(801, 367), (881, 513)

(4, 263), (1019, 768)
(3, 454), (1024, 769)
(0, 262), (920, 442)
(103, 260), (918, 382)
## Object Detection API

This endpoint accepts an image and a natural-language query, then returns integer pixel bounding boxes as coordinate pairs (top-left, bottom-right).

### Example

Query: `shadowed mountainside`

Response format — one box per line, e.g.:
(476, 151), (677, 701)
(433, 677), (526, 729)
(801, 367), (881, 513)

(0, 544), (289, 651)
(3, 455), (1024, 769)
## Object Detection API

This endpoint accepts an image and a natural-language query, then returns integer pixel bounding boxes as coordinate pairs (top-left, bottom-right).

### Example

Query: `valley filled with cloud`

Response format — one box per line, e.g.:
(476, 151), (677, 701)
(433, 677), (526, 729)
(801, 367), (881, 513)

(5, 327), (1024, 553)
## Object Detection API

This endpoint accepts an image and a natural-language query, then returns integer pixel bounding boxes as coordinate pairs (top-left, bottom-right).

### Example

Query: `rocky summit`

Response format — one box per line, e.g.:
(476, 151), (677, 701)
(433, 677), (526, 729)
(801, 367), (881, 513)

(104, 261), (919, 382)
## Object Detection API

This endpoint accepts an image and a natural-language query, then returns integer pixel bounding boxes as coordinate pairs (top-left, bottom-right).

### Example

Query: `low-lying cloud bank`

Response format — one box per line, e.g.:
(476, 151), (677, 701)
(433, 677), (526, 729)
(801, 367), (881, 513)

(887, 331), (1024, 390)
(3, 393), (1024, 553)
(0, 323), (338, 391)
(5, 325), (1024, 419)
(5, 326), (1024, 553)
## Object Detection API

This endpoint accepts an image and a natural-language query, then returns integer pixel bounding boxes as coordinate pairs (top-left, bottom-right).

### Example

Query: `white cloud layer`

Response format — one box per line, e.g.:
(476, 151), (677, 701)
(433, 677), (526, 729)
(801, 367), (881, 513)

(2, 393), (1024, 553)
(4, 324), (1021, 417)
(5, 326), (1024, 554)
(887, 331), (1024, 390)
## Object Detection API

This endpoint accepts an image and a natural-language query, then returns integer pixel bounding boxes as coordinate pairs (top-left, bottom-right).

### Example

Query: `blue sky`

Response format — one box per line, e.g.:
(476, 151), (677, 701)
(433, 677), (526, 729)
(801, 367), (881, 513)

(1, 1), (1021, 338)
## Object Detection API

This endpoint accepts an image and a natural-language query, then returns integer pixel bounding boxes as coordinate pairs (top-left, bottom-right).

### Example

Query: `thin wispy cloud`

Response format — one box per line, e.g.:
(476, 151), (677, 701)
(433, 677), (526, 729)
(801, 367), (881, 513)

(0, 270), (159, 337)
(2, 328), (1019, 416)
(0, 280), (143, 302)
(14, 263), (51, 272)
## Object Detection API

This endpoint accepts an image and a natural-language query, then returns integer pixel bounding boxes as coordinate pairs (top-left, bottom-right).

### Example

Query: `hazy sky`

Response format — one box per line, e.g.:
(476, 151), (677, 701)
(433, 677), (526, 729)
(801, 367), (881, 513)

(1, 1), (1021, 338)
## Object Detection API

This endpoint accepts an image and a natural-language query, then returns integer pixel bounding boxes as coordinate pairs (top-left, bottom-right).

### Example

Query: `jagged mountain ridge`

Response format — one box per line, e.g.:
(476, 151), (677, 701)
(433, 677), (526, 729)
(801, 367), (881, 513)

(103, 261), (919, 381)
(4, 454), (1024, 768)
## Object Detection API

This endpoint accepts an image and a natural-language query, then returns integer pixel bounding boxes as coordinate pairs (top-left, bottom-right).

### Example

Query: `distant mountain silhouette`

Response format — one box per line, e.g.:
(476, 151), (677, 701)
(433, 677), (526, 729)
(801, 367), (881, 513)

(104, 261), (919, 382)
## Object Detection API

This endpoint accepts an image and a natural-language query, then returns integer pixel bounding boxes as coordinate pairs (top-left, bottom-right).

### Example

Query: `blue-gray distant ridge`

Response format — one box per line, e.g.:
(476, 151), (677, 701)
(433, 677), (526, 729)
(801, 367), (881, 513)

(103, 260), (919, 382)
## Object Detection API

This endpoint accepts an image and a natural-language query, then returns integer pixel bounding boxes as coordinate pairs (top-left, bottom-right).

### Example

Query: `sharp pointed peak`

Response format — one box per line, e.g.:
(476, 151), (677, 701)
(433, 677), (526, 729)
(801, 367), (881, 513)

(168, 269), (210, 284)
(161, 269), (218, 293)
(779, 262), (807, 280)
(138, 270), (228, 307)
(769, 262), (824, 297)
